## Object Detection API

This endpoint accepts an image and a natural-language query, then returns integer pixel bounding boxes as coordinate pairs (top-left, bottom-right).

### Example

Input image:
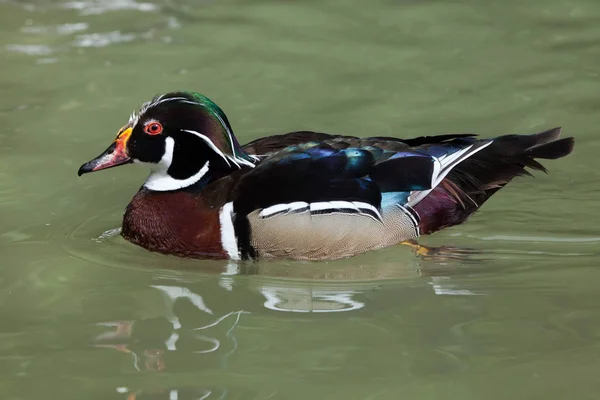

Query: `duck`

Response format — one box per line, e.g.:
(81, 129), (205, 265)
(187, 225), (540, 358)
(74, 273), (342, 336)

(78, 91), (574, 261)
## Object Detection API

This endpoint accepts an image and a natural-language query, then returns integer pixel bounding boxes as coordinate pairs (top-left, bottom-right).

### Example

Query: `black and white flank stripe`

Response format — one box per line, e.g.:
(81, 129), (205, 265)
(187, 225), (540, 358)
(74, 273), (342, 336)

(258, 201), (383, 223)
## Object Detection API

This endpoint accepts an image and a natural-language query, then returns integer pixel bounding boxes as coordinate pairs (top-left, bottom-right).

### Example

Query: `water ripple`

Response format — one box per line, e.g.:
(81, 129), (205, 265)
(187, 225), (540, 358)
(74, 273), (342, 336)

(73, 31), (137, 47)
(479, 235), (600, 243)
(21, 22), (89, 35)
(62, 0), (158, 15)
(5, 44), (52, 56)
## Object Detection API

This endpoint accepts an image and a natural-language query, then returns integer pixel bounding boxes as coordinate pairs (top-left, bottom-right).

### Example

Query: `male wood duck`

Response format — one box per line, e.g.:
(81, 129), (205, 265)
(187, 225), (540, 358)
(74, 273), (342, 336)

(78, 91), (574, 261)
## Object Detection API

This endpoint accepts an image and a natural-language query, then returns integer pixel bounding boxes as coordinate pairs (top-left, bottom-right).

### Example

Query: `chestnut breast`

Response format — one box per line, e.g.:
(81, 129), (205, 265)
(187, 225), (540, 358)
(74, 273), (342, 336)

(121, 189), (227, 259)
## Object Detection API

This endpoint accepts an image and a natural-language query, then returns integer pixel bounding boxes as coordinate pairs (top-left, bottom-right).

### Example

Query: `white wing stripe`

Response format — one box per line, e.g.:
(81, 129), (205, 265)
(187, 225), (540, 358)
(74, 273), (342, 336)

(431, 145), (472, 188)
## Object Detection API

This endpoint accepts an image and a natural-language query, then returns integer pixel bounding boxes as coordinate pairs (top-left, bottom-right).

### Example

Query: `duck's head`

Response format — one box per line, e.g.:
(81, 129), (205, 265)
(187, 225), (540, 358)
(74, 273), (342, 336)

(78, 91), (256, 191)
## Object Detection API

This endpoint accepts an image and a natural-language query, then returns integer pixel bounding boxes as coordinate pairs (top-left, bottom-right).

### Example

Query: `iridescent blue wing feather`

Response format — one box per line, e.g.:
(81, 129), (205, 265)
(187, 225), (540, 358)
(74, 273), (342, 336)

(231, 142), (382, 218)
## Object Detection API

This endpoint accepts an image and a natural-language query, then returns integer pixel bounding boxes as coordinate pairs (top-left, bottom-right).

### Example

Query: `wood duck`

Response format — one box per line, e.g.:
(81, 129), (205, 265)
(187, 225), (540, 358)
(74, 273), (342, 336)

(78, 91), (574, 261)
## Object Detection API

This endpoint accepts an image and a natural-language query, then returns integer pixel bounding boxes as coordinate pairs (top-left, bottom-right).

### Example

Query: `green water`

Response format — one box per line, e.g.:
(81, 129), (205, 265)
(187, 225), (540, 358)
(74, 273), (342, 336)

(1, 0), (599, 398)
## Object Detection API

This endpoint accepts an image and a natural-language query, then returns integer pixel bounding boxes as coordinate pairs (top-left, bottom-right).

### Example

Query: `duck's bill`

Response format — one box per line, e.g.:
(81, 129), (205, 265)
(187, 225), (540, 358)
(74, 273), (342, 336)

(78, 128), (133, 176)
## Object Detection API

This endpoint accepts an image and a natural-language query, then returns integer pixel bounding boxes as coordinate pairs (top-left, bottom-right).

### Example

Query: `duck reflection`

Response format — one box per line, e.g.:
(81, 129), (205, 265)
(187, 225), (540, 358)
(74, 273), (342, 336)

(92, 246), (477, 398)
(253, 276), (478, 313)
(260, 286), (365, 313)
(231, 245), (480, 313)
(116, 387), (220, 399)
(93, 254), (477, 365)
(93, 284), (246, 373)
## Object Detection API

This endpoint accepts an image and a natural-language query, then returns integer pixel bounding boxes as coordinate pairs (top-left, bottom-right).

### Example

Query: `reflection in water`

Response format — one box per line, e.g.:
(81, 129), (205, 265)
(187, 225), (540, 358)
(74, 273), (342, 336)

(429, 276), (479, 296)
(86, 238), (480, 398)
(151, 284), (214, 327)
(93, 285), (246, 373)
(116, 386), (221, 399)
(93, 284), (247, 397)
(256, 276), (476, 313)
(193, 310), (246, 363)
(235, 254), (479, 313)
(260, 287), (365, 313)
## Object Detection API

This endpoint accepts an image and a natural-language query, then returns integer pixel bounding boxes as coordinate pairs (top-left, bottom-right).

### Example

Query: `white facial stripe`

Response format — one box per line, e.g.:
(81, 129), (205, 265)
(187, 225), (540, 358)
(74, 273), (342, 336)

(208, 107), (244, 161)
(178, 101), (255, 167)
(143, 137), (210, 191)
(181, 129), (232, 166)
(181, 129), (256, 169)
(219, 202), (240, 260)
(184, 101), (240, 160)
(231, 155), (255, 168)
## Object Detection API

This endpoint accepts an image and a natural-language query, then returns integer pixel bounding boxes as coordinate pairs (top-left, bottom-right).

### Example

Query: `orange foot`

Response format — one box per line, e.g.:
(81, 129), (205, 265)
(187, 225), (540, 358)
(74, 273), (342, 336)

(400, 240), (478, 260)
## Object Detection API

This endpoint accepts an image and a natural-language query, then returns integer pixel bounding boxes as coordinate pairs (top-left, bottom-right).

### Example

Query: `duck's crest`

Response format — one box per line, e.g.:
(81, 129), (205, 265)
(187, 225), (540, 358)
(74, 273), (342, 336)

(186, 92), (259, 167)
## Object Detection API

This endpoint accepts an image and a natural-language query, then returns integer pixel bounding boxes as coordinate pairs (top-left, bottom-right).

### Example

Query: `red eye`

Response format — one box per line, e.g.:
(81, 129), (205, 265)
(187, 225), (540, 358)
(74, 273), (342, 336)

(144, 121), (163, 135)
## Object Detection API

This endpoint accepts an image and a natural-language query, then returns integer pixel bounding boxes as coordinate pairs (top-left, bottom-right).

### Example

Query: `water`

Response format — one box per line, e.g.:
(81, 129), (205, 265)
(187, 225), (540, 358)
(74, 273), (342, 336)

(1, 0), (599, 398)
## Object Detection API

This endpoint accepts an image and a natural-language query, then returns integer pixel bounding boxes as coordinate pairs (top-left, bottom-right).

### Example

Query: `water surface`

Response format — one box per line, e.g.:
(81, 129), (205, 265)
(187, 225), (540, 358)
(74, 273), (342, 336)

(1, 0), (599, 398)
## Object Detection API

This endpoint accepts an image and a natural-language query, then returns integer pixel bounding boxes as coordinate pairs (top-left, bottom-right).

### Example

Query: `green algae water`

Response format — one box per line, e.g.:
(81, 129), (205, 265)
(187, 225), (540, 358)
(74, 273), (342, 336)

(1, 0), (599, 398)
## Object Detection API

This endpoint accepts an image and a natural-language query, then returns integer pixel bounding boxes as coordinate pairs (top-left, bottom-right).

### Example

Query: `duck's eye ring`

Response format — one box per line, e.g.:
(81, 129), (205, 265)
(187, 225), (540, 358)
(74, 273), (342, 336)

(144, 121), (163, 136)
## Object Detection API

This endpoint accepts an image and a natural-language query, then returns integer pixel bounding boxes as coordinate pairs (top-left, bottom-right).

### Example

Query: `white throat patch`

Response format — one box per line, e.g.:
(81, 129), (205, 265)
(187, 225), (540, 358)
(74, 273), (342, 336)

(143, 137), (210, 191)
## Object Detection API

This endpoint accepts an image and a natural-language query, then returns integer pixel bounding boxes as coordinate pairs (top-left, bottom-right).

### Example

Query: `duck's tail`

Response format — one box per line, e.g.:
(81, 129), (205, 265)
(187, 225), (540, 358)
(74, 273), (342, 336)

(414, 127), (574, 234)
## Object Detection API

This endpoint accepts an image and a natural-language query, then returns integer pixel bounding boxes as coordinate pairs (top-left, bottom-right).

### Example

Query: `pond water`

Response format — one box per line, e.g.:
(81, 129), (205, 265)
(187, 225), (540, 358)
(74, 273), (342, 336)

(1, 0), (599, 398)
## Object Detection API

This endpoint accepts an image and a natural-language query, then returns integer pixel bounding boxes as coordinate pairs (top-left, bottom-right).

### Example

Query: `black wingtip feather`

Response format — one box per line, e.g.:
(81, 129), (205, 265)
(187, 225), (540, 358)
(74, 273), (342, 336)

(532, 126), (563, 144)
(526, 137), (575, 160)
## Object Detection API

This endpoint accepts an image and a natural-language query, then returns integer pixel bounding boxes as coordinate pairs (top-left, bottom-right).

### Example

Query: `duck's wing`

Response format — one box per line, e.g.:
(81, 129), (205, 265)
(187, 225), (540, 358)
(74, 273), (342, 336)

(226, 138), (490, 260)
(241, 130), (478, 158)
